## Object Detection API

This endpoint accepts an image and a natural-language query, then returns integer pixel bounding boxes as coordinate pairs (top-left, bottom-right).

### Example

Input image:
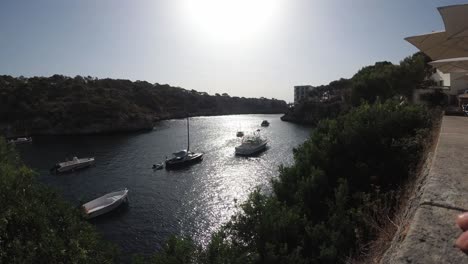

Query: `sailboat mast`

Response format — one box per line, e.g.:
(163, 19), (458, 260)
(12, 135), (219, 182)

(187, 117), (190, 152)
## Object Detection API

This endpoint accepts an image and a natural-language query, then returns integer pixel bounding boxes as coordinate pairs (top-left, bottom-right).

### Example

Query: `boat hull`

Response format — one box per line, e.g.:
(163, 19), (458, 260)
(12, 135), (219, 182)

(56, 158), (95, 173)
(235, 142), (267, 156)
(86, 196), (127, 219)
(8, 137), (32, 144)
(165, 153), (203, 169)
(83, 189), (129, 219)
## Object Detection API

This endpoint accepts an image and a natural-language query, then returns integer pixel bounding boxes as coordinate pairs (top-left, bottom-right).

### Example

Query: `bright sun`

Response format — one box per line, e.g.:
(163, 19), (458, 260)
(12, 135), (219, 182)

(181, 0), (282, 43)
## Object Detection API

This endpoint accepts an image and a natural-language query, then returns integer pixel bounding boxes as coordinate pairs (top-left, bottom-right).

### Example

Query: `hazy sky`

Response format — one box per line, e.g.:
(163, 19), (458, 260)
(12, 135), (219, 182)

(1, 0), (466, 102)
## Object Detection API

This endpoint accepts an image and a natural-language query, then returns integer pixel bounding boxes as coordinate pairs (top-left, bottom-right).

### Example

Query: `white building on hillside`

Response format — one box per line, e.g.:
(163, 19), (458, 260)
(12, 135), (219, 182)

(413, 69), (468, 105)
(294, 85), (314, 104)
(405, 4), (468, 108)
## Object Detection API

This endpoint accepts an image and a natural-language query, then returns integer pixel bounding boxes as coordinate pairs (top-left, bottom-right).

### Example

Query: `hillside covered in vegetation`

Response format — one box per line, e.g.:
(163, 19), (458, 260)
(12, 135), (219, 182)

(0, 75), (287, 136)
(281, 52), (434, 125)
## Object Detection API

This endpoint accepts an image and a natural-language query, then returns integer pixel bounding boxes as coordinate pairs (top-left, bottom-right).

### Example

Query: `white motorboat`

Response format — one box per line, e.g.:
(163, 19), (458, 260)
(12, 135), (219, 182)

(82, 189), (129, 219)
(235, 130), (268, 156)
(8, 137), (32, 144)
(52, 156), (95, 173)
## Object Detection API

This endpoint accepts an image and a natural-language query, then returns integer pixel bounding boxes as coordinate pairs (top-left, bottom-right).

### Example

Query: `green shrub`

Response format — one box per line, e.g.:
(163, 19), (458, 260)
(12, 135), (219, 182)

(0, 138), (117, 263)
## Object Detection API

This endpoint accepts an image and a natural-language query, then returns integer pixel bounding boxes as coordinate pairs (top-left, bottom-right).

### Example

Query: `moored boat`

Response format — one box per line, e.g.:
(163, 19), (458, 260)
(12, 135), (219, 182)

(236, 131), (244, 137)
(165, 117), (204, 169)
(51, 156), (95, 173)
(8, 137), (32, 144)
(165, 150), (203, 169)
(82, 189), (129, 219)
(235, 130), (267, 156)
(261, 120), (270, 127)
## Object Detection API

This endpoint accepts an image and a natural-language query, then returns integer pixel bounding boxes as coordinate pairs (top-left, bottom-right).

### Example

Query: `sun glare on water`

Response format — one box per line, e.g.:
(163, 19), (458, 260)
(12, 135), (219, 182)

(181, 0), (282, 44)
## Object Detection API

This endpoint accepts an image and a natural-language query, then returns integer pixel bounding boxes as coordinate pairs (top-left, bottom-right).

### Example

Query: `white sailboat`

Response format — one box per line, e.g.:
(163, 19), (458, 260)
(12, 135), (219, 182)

(165, 117), (204, 169)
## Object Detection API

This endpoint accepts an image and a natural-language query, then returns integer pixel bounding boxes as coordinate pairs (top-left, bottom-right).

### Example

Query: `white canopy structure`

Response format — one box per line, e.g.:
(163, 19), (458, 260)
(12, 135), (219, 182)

(405, 31), (468, 60)
(429, 57), (468, 73)
(438, 4), (468, 39)
(405, 4), (468, 75)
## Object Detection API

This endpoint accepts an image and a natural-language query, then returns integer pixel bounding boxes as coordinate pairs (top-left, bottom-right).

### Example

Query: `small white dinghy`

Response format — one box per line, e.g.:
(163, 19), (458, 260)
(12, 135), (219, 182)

(82, 189), (129, 219)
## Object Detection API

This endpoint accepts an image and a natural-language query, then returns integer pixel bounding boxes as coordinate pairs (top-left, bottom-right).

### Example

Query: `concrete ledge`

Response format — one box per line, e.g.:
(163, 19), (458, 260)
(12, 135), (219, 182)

(387, 116), (468, 263)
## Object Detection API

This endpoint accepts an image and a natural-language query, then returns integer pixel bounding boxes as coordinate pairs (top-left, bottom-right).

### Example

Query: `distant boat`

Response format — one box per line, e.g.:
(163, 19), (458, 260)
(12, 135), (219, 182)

(236, 131), (244, 137)
(82, 189), (129, 219)
(51, 156), (95, 173)
(261, 120), (270, 127)
(8, 137), (32, 144)
(165, 117), (204, 169)
(235, 130), (268, 156)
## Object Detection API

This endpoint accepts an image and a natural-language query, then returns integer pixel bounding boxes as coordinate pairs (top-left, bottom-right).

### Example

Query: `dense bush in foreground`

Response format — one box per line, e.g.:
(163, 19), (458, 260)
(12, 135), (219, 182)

(0, 138), (117, 263)
(147, 100), (436, 264)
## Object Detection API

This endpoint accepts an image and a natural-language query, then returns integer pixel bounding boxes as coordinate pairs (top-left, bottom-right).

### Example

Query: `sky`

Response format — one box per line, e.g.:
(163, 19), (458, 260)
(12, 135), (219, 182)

(1, 0), (467, 102)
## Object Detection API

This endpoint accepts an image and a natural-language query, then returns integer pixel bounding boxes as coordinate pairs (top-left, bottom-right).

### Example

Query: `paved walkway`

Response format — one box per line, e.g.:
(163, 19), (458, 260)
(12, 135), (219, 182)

(389, 116), (468, 263)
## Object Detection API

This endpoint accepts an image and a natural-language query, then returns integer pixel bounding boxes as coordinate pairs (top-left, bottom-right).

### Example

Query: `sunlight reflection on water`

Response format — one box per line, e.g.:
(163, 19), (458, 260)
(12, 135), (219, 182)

(18, 114), (311, 257)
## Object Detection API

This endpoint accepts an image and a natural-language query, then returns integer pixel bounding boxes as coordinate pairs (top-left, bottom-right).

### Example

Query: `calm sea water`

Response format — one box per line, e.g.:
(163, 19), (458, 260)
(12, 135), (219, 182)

(16, 114), (310, 258)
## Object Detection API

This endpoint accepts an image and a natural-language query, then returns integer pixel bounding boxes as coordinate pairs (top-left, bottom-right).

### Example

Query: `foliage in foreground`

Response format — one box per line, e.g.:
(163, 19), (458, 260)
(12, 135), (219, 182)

(0, 138), (117, 263)
(146, 100), (436, 264)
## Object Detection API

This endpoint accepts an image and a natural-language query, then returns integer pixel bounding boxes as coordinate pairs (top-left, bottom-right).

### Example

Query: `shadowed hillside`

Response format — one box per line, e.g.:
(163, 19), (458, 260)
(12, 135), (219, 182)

(0, 75), (287, 136)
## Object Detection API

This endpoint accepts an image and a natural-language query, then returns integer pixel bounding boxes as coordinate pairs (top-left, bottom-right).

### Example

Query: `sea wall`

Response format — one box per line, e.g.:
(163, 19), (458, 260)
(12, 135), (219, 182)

(381, 115), (468, 263)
